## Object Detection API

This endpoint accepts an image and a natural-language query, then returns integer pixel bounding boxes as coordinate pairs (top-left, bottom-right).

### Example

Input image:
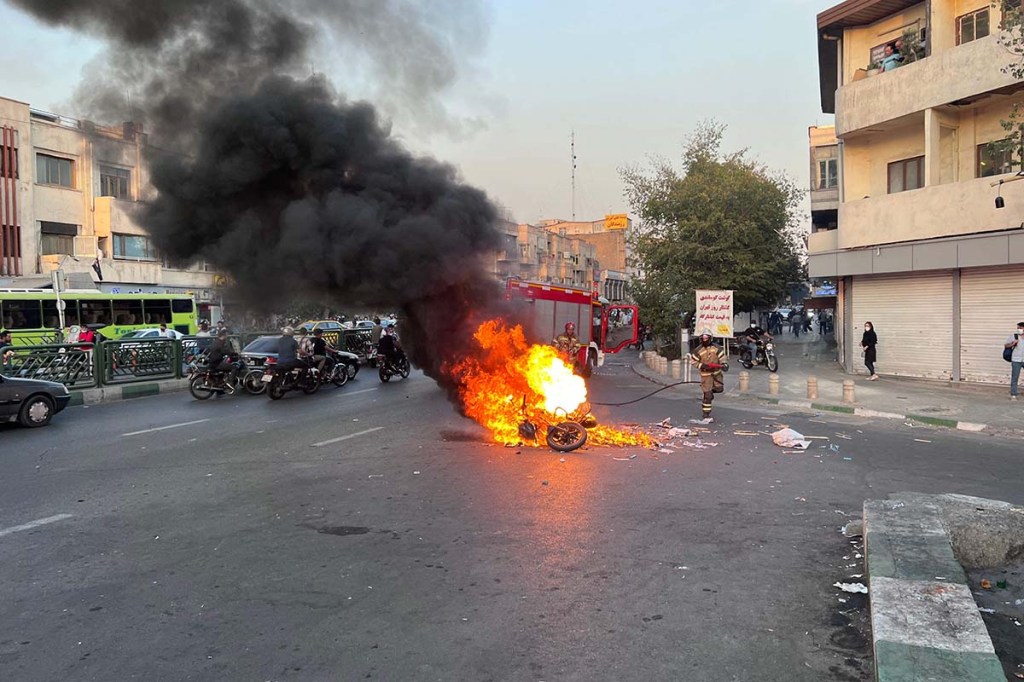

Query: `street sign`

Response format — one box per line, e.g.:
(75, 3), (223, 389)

(695, 289), (734, 338)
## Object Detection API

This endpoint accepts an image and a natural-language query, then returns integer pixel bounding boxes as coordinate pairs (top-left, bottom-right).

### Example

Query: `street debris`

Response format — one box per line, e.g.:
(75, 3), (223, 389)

(658, 418), (673, 428)
(841, 521), (864, 537)
(771, 428), (811, 450)
(834, 582), (869, 594)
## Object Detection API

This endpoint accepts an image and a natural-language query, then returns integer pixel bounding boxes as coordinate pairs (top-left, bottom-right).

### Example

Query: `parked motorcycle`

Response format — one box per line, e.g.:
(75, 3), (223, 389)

(377, 352), (410, 382)
(740, 340), (779, 373)
(262, 359), (322, 399)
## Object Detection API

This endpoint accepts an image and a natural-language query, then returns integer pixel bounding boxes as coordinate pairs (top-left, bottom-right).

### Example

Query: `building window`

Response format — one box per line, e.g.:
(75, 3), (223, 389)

(39, 221), (78, 256)
(112, 233), (157, 261)
(99, 165), (131, 199)
(1, 143), (17, 179)
(887, 156), (925, 193)
(957, 7), (990, 45)
(36, 153), (75, 188)
(817, 159), (838, 189)
(977, 140), (1020, 177)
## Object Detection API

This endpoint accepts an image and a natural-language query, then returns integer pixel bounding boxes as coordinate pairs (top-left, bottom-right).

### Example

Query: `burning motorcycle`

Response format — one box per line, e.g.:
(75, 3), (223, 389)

(261, 358), (322, 399)
(740, 340), (779, 373)
(517, 397), (596, 453)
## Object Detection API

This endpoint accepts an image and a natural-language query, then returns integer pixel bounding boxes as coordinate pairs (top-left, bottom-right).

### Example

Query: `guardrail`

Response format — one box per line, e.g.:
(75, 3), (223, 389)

(1, 330), (379, 388)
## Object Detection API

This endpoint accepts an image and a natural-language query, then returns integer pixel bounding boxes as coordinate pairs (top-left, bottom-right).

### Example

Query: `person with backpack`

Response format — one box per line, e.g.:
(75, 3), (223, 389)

(1006, 321), (1024, 401)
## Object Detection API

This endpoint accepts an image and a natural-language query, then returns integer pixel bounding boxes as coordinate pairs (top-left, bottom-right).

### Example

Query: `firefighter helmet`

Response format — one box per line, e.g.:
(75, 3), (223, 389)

(565, 322), (576, 335)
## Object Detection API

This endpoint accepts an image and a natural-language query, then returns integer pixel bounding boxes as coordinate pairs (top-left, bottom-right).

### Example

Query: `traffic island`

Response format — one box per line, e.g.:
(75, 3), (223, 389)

(864, 493), (1024, 681)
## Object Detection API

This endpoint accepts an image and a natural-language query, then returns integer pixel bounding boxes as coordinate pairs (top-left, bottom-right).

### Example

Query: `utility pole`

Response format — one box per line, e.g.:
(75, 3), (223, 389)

(570, 131), (577, 221)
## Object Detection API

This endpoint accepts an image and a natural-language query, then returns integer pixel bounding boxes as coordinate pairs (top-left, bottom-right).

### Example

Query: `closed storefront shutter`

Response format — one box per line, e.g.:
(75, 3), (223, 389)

(960, 265), (1024, 384)
(851, 273), (953, 380)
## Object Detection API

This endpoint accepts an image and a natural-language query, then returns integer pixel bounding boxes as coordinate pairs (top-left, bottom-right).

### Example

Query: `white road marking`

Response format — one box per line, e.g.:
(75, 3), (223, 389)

(0, 513), (73, 538)
(311, 427), (384, 448)
(338, 388), (377, 398)
(122, 418), (211, 437)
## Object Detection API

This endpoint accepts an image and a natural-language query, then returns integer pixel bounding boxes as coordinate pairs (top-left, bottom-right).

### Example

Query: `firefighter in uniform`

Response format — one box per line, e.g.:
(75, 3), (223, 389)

(689, 330), (728, 423)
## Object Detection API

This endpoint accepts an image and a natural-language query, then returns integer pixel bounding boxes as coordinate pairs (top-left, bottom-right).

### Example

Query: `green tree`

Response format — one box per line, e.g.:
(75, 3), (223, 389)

(993, 1), (1024, 167)
(620, 121), (805, 352)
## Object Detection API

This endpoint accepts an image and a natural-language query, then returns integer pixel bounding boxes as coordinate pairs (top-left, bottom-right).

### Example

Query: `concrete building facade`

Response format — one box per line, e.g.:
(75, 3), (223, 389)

(0, 96), (219, 307)
(811, 0), (1024, 384)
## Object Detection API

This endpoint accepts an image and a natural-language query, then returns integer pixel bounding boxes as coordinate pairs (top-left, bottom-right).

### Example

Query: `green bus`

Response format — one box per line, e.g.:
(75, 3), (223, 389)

(0, 289), (198, 344)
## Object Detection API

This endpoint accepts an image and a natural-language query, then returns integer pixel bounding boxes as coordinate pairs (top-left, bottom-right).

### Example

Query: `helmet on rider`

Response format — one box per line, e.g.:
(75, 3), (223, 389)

(564, 322), (576, 335)
(282, 326), (294, 336)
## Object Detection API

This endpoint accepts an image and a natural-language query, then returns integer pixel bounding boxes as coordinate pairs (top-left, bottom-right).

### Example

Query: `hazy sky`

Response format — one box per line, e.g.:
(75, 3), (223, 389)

(0, 0), (836, 225)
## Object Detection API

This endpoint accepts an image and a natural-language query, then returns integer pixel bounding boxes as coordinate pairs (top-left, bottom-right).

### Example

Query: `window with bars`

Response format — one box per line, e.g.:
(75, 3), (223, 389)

(1, 144), (17, 179)
(887, 156), (925, 193)
(956, 7), (990, 45)
(99, 165), (131, 199)
(36, 153), (74, 188)
(817, 159), (838, 189)
(112, 232), (157, 261)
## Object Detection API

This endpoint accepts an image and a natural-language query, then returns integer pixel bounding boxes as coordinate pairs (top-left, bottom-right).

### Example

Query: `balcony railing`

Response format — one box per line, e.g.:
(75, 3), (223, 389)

(836, 36), (1016, 135)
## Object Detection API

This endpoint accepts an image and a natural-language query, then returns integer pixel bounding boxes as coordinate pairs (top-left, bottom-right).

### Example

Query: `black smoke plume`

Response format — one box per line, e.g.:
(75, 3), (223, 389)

(8, 0), (506, 402)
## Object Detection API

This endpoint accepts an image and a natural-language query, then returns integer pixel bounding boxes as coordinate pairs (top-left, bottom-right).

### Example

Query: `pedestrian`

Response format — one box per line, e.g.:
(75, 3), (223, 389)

(861, 321), (879, 380)
(159, 323), (175, 339)
(636, 322), (646, 351)
(1006, 321), (1024, 401)
(0, 329), (13, 369)
(791, 310), (801, 338)
(196, 321), (211, 337)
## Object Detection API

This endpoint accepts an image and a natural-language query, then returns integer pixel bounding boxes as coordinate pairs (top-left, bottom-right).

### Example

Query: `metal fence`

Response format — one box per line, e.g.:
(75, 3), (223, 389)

(1, 330), (381, 388)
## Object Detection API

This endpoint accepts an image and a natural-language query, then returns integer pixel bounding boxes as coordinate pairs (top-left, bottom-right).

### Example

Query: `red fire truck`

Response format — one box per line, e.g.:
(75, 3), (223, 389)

(505, 278), (639, 376)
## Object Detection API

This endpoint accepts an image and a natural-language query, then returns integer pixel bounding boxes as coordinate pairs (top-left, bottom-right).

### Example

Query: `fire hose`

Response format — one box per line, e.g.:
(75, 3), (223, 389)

(591, 354), (725, 407)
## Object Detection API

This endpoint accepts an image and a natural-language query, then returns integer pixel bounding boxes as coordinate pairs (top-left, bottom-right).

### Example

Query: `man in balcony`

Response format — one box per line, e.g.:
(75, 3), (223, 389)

(881, 42), (903, 72)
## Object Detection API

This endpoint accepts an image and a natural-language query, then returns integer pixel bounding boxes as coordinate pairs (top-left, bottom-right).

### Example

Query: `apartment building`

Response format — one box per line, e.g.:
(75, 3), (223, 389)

(537, 215), (633, 301)
(810, 0), (1024, 383)
(492, 218), (602, 292)
(0, 96), (219, 305)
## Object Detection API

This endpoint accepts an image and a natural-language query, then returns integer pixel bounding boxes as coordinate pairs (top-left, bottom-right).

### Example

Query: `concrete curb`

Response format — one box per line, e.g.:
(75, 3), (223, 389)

(864, 496), (1005, 681)
(69, 378), (189, 406)
(629, 361), (990, 432)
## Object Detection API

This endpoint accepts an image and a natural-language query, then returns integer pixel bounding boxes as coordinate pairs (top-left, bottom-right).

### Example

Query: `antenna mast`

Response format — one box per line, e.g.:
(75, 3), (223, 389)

(570, 130), (577, 221)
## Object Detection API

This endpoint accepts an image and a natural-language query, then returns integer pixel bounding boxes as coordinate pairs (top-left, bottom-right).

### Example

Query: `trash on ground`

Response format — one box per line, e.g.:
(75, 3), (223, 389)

(834, 582), (869, 594)
(835, 433), (853, 440)
(841, 521), (864, 537)
(981, 579), (993, 589)
(658, 418), (673, 428)
(771, 428), (811, 449)
(734, 431), (759, 436)
(979, 607), (996, 614)
(667, 428), (691, 438)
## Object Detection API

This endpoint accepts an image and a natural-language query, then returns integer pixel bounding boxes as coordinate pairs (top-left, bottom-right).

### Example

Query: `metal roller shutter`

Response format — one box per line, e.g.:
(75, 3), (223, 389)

(960, 265), (1024, 384)
(851, 273), (953, 380)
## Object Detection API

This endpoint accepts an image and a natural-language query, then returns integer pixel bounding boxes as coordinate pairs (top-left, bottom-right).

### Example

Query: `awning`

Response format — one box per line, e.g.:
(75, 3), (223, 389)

(803, 296), (837, 310)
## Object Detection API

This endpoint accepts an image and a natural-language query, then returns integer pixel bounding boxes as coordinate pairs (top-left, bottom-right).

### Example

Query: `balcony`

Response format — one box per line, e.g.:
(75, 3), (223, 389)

(837, 175), (1010, 249)
(94, 196), (144, 238)
(808, 229), (839, 254)
(836, 36), (1017, 136)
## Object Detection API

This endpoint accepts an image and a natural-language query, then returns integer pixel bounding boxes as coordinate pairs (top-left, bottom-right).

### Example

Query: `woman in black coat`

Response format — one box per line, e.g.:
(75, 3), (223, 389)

(861, 321), (878, 380)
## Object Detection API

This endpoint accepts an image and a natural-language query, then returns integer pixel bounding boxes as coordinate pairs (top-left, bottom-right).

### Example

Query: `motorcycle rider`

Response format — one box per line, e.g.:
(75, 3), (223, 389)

(376, 325), (405, 369)
(310, 328), (333, 375)
(207, 328), (239, 388)
(688, 330), (728, 423)
(276, 326), (305, 375)
(742, 320), (772, 364)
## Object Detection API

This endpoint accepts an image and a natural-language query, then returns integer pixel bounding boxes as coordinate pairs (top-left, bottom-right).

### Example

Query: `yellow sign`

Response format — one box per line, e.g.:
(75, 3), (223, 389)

(604, 213), (629, 230)
(214, 275), (228, 287)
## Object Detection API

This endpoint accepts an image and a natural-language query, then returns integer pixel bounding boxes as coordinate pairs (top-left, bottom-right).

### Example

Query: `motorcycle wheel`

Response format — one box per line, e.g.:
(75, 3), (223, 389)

(302, 372), (322, 394)
(767, 354), (779, 373)
(379, 365), (390, 383)
(268, 381), (285, 400)
(243, 370), (266, 395)
(189, 375), (215, 400)
(398, 358), (410, 379)
(546, 422), (588, 452)
(347, 362), (359, 379)
(332, 366), (349, 387)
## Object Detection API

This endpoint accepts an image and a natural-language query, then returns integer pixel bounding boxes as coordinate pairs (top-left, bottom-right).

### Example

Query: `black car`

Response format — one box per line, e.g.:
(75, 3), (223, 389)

(240, 335), (360, 380)
(0, 375), (73, 427)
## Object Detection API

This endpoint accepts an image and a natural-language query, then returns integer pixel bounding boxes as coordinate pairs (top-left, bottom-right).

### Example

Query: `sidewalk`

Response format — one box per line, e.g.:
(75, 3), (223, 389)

(631, 334), (1024, 437)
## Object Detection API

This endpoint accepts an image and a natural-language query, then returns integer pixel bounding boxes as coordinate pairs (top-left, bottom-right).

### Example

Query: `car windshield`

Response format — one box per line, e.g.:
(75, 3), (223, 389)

(243, 336), (280, 353)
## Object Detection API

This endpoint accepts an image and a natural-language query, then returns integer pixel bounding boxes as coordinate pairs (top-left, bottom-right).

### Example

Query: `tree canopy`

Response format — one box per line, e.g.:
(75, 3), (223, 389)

(621, 121), (805, 346)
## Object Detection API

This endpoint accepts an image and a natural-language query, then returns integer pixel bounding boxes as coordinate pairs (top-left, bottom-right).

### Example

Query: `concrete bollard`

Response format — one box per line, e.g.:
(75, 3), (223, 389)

(768, 373), (780, 395)
(738, 370), (750, 393)
(807, 376), (818, 400)
(843, 379), (856, 404)
(670, 360), (681, 379)
(658, 356), (668, 375)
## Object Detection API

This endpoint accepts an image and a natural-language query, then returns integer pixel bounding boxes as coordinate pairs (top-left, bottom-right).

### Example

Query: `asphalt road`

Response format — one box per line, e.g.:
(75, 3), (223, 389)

(2, 356), (1022, 682)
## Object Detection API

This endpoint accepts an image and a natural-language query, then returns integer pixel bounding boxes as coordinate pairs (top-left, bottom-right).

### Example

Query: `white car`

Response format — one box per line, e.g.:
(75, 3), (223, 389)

(119, 328), (186, 340)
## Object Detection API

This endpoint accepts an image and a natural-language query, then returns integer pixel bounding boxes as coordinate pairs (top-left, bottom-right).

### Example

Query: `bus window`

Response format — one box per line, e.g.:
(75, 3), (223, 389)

(42, 299), (79, 329)
(80, 300), (113, 326)
(112, 299), (144, 326)
(2, 300), (42, 329)
(143, 299), (172, 325)
(171, 298), (195, 314)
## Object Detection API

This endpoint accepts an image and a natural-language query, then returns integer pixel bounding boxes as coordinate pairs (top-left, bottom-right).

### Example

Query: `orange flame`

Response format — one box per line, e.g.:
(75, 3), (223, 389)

(449, 319), (652, 448)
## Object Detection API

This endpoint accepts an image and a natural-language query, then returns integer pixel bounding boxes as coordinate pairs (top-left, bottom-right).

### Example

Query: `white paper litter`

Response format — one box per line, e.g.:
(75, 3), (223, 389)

(772, 428), (812, 450)
(833, 582), (869, 594)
